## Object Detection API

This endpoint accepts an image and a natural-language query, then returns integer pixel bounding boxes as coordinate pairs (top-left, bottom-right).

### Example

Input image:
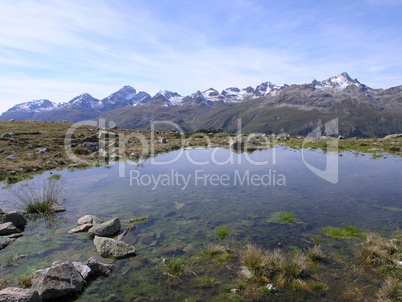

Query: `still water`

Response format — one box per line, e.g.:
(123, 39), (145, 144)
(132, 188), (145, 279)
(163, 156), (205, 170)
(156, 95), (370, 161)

(0, 147), (401, 301)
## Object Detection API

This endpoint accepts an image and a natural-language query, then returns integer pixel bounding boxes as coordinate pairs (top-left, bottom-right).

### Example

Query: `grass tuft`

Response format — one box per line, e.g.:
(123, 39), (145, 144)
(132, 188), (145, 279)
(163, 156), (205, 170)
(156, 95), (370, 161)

(214, 226), (230, 239)
(8, 178), (66, 216)
(377, 278), (402, 302)
(322, 225), (365, 239)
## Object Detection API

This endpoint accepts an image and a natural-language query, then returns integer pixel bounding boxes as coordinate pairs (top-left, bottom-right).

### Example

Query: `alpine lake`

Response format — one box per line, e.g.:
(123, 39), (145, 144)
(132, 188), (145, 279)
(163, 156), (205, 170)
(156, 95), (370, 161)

(0, 145), (401, 302)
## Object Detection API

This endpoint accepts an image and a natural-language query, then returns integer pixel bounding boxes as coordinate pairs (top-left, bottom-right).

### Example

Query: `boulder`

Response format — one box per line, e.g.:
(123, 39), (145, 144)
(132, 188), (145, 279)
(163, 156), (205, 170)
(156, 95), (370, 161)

(93, 236), (136, 259)
(0, 211), (27, 229)
(82, 142), (99, 153)
(0, 287), (42, 302)
(68, 223), (93, 234)
(85, 257), (114, 277)
(88, 218), (121, 237)
(77, 215), (102, 226)
(0, 236), (15, 250)
(31, 261), (85, 300)
(0, 222), (20, 236)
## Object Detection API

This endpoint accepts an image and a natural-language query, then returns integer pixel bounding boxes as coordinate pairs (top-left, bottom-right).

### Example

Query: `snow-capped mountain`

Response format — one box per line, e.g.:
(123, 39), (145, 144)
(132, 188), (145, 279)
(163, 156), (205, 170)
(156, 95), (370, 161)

(6, 99), (57, 113)
(99, 86), (151, 110)
(312, 72), (362, 90)
(153, 90), (183, 107)
(2, 73), (401, 138)
(64, 93), (100, 110)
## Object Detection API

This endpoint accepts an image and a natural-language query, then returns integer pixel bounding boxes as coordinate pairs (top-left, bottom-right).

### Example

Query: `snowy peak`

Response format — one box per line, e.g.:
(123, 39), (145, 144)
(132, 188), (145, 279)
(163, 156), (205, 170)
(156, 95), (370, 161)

(100, 85), (150, 109)
(6, 99), (57, 113)
(314, 72), (361, 90)
(66, 93), (99, 110)
(154, 90), (183, 107)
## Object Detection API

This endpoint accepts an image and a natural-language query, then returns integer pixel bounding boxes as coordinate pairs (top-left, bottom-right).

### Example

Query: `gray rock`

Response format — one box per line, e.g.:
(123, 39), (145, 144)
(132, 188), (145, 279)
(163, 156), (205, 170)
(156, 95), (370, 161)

(1, 133), (13, 138)
(0, 211), (27, 229)
(31, 261), (85, 300)
(0, 236), (15, 250)
(93, 236), (136, 259)
(72, 262), (91, 280)
(84, 256), (114, 277)
(5, 233), (23, 239)
(6, 155), (19, 160)
(384, 133), (402, 139)
(77, 215), (102, 226)
(68, 223), (93, 234)
(0, 287), (42, 302)
(88, 218), (121, 237)
(157, 137), (167, 144)
(0, 222), (19, 236)
(82, 142), (99, 153)
(49, 203), (66, 213)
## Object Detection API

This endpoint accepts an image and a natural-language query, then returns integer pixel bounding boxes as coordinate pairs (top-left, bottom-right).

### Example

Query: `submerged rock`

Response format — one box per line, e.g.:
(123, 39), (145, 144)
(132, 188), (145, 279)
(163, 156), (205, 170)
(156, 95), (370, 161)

(49, 203), (66, 213)
(0, 222), (20, 236)
(0, 211), (27, 229)
(88, 217), (121, 237)
(68, 223), (93, 234)
(93, 236), (136, 259)
(85, 256), (114, 277)
(31, 261), (85, 300)
(77, 215), (102, 226)
(0, 236), (15, 250)
(0, 287), (42, 302)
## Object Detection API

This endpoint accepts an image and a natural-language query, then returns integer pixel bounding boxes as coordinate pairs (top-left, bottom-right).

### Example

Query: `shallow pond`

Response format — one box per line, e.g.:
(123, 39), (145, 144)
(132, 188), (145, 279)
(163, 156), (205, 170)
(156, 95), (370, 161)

(0, 147), (401, 301)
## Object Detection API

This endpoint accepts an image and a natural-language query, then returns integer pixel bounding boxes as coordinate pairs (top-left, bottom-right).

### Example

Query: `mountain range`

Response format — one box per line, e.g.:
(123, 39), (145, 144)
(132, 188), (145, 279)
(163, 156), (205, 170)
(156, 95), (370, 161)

(1, 73), (402, 137)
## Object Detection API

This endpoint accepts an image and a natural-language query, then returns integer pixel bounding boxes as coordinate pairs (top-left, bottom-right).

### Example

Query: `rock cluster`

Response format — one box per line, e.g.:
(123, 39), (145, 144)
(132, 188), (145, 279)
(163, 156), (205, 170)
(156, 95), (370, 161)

(0, 258), (114, 301)
(69, 215), (137, 259)
(0, 209), (27, 250)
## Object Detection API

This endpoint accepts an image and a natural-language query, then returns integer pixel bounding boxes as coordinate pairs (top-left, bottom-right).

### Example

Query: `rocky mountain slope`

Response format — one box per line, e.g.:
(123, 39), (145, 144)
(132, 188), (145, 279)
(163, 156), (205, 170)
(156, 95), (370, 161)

(1, 73), (401, 137)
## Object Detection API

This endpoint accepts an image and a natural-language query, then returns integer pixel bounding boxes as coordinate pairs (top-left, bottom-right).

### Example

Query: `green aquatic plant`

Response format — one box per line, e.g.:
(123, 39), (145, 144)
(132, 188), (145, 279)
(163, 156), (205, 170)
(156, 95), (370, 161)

(322, 226), (365, 239)
(312, 236), (323, 245)
(17, 274), (33, 288)
(217, 252), (234, 265)
(194, 276), (218, 288)
(165, 258), (187, 278)
(47, 174), (61, 180)
(308, 281), (328, 292)
(269, 211), (298, 224)
(8, 178), (66, 216)
(215, 226), (230, 239)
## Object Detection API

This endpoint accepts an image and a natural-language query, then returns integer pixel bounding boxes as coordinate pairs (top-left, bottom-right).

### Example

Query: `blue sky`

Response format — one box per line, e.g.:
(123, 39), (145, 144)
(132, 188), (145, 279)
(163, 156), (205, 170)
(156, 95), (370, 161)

(1, 0), (402, 113)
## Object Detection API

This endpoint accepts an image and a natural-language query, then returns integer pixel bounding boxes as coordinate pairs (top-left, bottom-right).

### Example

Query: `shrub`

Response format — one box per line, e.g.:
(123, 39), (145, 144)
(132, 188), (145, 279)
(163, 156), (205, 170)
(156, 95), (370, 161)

(9, 179), (66, 216)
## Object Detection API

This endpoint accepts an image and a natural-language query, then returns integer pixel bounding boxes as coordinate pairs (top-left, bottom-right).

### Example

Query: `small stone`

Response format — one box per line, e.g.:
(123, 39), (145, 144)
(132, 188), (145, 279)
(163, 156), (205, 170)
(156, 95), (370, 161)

(0, 222), (20, 236)
(77, 215), (102, 226)
(6, 155), (19, 160)
(0, 287), (41, 302)
(50, 203), (66, 213)
(0, 237), (15, 250)
(68, 223), (93, 233)
(266, 283), (278, 293)
(93, 236), (136, 259)
(88, 218), (121, 237)
(85, 256), (114, 277)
